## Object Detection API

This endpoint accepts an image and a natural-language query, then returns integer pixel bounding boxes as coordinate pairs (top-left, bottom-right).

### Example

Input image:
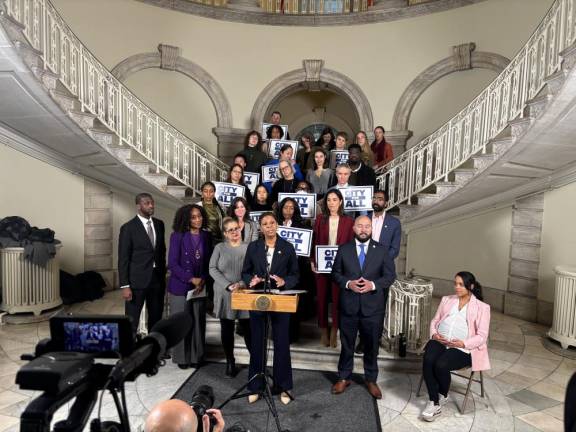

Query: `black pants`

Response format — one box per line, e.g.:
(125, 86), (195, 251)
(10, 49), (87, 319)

(338, 313), (383, 382)
(248, 311), (292, 393)
(423, 340), (472, 403)
(125, 269), (165, 335)
(220, 318), (251, 361)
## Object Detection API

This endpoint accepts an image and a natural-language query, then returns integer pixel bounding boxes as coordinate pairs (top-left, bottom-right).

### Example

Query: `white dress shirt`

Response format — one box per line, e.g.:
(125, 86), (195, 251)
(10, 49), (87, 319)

(437, 303), (470, 353)
(371, 212), (386, 242)
(345, 239), (376, 291)
(137, 214), (156, 247)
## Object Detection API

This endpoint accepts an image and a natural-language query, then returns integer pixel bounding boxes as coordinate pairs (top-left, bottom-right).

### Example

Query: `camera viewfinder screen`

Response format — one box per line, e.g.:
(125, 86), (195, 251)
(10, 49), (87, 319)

(63, 322), (120, 353)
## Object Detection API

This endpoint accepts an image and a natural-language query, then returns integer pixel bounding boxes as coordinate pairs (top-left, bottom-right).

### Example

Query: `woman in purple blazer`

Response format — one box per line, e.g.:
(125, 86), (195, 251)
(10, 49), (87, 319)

(167, 204), (212, 369)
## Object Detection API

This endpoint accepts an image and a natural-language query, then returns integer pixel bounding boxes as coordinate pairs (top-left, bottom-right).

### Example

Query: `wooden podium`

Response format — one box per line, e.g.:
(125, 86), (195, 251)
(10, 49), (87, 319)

(231, 290), (299, 313)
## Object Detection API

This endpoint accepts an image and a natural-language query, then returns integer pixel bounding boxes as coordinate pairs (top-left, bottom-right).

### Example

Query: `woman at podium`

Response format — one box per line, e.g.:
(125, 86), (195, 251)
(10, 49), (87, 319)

(241, 212), (299, 405)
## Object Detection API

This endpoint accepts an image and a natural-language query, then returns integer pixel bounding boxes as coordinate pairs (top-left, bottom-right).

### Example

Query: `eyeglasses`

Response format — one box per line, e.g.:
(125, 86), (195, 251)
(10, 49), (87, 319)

(280, 165), (291, 171)
(225, 227), (241, 233)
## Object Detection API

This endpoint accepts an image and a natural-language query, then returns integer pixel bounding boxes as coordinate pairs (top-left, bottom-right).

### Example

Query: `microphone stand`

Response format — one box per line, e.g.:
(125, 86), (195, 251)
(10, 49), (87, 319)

(219, 243), (289, 432)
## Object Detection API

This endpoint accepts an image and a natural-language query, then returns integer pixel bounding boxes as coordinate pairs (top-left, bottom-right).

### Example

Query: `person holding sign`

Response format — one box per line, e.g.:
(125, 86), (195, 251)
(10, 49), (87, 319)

(306, 148), (333, 200)
(226, 197), (259, 243)
(226, 164), (253, 204)
(331, 216), (396, 400)
(239, 130), (267, 174)
(270, 159), (301, 204)
(263, 144), (303, 193)
(242, 212), (299, 405)
(209, 217), (251, 378)
(167, 204), (212, 369)
(311, 189), (354, 348)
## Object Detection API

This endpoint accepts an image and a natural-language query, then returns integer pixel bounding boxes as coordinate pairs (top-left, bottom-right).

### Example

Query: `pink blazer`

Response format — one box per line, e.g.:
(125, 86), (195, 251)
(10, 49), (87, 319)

(429, 295), (491, 371)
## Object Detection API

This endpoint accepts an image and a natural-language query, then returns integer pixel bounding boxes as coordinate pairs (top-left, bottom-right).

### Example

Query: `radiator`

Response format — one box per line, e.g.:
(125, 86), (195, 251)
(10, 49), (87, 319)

(0, 246), (63, 316)
(548, 266), (576, 350)
(384, 278), (434, 353)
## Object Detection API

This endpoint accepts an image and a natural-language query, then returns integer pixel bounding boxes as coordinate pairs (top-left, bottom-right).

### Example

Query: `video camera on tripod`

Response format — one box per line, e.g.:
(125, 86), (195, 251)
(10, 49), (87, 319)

(15, 312), (192, 432)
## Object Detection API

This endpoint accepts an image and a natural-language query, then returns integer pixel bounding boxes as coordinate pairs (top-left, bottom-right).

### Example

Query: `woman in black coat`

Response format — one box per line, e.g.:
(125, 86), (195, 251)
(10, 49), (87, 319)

(242, 212), (299, 405)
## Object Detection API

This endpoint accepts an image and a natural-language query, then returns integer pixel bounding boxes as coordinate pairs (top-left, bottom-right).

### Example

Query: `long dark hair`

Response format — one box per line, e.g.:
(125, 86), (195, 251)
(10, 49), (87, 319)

(227, 197), (251, 223)
(312, 148), (328, 170)
(200, 181), (225, 216)
(253, 184), (269, 205)
(456, 271), (483, 301)
(172, 204), (208, 233)
(276, 197), (304, 227)
(316, 127), (335, 149)
(321, 189), (344, 217)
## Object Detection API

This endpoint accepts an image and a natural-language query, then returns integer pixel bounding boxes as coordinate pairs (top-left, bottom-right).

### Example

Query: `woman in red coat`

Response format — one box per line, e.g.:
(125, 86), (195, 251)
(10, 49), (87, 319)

(311, 189), (354, 348)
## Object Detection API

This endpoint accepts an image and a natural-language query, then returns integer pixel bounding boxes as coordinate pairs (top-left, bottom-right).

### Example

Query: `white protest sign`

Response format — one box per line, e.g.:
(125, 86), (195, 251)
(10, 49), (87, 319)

(243, 172), (260, 194)
(341, 186), (374, 211)
(278, 192), (317, 219)
(277, 226), (313, 257)
(330, 150), (349, 169)
(213, 182), (245, 207)
(262, 123), (289, 140)
(261, 164), (279, 183)
(315, 246), (339, 274)
(268, 140), (298, 160)
(249, 211), (265, 224)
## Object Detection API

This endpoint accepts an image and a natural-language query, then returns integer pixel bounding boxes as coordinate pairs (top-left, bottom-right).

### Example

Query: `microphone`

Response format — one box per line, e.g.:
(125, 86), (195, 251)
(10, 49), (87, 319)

(108, 312), (192, 384)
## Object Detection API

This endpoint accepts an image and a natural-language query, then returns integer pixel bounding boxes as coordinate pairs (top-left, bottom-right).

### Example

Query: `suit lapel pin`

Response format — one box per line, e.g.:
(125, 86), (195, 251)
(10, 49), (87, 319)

(384, 225), (388, 228)
(278, 250), (282, 254)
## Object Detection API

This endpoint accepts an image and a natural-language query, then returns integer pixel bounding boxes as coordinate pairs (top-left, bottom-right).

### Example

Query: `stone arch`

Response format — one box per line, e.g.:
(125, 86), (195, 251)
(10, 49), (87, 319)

(111, 44), (233, 129)
(391, 44), (510, 132)
(250, 60), (373, 135)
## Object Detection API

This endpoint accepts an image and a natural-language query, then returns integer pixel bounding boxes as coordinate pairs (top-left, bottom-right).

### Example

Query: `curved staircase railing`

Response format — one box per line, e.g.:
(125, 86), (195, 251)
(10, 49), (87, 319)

(4, 0), (229, 196)
(375, 0), (576, 210)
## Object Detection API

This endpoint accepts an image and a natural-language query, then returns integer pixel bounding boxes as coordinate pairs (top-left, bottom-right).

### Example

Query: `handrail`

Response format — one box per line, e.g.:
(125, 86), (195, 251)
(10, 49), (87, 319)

(4, 0), (229, 195)
(374, 0), (576, 209)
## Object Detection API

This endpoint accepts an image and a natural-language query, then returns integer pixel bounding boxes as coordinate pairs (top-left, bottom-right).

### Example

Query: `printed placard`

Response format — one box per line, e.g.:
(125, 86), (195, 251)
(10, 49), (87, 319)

(278, 192), (317, 219)
(262, 123), (289, 140)
(277, 226), (313, 257)
(268, 140), (298, 160)
(243, 172), (260, 194)
(330, 150), (349, 169)
(341, 186), (374, 211)
(249, 211), (265, 224)
(261, 164), (279, 183)
(213, 182), (245, 207)
(315, 246), (339, 274)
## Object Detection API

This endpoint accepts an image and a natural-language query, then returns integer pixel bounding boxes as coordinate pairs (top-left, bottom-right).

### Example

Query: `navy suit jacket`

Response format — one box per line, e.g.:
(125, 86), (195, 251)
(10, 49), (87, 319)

(332, 239), (396, 317)
(241, 236), (299, 291)
(373, 213), (401, 260)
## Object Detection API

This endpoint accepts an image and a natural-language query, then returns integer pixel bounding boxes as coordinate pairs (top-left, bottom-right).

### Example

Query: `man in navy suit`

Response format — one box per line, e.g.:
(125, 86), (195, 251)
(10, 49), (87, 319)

(356, 189), (402, 354)
(118, 193), (167, 336)
(331, 216), (396, 399)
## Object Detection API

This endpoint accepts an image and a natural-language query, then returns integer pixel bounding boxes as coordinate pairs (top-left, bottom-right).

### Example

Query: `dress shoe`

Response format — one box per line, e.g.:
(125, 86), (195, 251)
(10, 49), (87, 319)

(280, 391), (294, 405)
(365, 381), (382, 399)
(331, 380), (351, 394)
(330, 328), (338, 348)
(320, 328), (330, 347)
(248, 394), (260, 404)
(225, 359), (238, 377)
(177, 363), (189, 370)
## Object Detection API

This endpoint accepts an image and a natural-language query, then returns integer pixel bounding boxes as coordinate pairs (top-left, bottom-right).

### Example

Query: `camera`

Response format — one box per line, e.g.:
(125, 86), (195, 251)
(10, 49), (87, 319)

(16, 312), (192, 432)
(190, 385), (215, 432)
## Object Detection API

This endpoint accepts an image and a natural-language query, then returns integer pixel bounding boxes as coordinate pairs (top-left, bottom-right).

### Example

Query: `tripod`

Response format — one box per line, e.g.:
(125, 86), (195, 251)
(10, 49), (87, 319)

(219, 248), (290, 432)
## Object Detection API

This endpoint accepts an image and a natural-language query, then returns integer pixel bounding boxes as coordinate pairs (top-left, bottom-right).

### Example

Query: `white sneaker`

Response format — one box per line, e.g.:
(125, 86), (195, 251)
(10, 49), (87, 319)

(422, 401), (442, 422)
(439, 394), (449, 406)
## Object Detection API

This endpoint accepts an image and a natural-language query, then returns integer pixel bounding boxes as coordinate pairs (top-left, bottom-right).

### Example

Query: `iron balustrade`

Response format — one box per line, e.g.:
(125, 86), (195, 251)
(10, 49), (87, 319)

(5, 0), (229, 195)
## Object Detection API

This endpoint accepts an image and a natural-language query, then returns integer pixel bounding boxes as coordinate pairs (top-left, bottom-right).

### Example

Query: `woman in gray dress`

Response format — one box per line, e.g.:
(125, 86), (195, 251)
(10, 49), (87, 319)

(209, 217), (251, 377)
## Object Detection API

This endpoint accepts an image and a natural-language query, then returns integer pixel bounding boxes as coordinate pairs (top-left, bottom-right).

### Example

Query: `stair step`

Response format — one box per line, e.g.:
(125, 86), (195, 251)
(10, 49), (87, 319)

(544, 69), (568, 95)
(141, 172), (170, 190)
(89, 128), (118, 147)
(166, 185), (189, 199)
(125, 159), (155, 175)
(472, 153), (496, 170)
(525, 92), (552, 118)
(13, 40), (43, 69)
(415, 192), (440, 207)
(68, 110), (96, 129)
(560, 41), (576, 70)
(434, 181), (458, 198)
(49, 88), (79, 112)
(453, 168), (476, 184)
(509, 116), (533, 138)
(106, 144), (133, 160)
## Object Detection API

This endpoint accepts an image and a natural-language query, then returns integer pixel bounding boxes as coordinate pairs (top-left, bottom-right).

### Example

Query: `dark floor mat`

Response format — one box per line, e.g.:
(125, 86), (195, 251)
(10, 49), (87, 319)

(173, 362), (381, 432)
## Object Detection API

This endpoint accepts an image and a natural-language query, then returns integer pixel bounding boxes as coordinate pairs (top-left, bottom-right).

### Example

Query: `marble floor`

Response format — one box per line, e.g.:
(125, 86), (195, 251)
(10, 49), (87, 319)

(0, 291), (573, 432)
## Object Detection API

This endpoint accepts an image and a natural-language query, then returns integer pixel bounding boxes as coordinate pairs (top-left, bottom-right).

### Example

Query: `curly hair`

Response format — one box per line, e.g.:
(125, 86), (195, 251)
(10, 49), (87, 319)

(243, 130), (263, 150)
(276, 197), (304, 227)
(172, 204), (208, 233)
(266, 124), (284, 140)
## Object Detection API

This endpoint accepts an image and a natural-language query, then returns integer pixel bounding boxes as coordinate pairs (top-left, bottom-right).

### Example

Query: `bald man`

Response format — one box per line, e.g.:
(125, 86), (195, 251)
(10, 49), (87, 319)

(144, 400), (225, 432)
(330, 215), (396, 400)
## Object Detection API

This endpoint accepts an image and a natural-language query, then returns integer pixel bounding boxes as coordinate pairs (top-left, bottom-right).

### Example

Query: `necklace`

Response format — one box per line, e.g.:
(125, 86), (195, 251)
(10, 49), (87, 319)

(190, 232), (202, 259)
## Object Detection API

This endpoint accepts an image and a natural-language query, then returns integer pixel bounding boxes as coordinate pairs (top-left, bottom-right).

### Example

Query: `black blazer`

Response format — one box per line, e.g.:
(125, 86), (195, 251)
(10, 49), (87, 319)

(331, 239), (395, 317)
(118, 216), (167, 290)
(241, 236), (299, 291)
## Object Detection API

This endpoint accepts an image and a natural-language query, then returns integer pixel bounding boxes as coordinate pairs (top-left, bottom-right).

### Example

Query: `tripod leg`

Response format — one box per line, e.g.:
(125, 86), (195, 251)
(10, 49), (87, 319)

(262, 382), (284, 432)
